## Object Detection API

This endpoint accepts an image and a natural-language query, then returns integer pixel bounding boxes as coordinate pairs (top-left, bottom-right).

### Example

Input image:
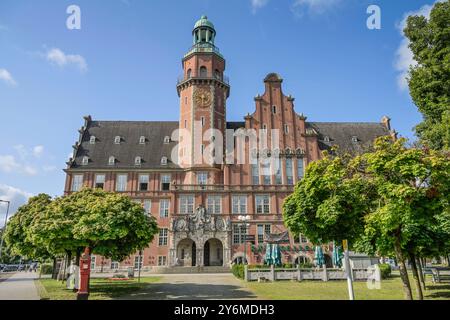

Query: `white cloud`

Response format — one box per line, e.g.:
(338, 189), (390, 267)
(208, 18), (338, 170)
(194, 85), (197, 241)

(0, 184), (33, 227)
(46, 48), (88, 72)
(395, 1), (444, 90)
(0, 68), (17, 87)
(0, 155), (21, 173)
(250, 0), (270, 13)
(33, 145), (44, 158)
(291, 0), (342, 17)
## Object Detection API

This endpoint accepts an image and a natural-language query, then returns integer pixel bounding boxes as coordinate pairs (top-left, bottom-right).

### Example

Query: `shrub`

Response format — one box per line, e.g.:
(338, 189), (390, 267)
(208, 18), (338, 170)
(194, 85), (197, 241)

(232, 264), (245, 279)
(298, 262), (314, 268)
(379, 263), (391, 279)
(283, 263), (294, 269)
(39, 263), (53, 275)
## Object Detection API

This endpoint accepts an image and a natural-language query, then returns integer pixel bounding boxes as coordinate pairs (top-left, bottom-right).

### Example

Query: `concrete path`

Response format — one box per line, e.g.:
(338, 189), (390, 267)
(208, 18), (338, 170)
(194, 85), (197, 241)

(119, 273), (258, 300)
(0, 272), (40, 300)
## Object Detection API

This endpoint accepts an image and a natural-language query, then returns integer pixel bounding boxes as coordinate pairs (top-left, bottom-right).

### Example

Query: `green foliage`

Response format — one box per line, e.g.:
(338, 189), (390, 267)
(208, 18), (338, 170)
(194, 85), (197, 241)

(298, 262), (314, 268)
(403, 1), (450, 150)
(33, 188), (159, 261)
(379, 264), (392, 279)
(40, 263), (54, 275)
(232, 264), (245, 279)
(4, 194), (54, 261)
(282, 135), (450, 299)
(283, 152), (373, 245)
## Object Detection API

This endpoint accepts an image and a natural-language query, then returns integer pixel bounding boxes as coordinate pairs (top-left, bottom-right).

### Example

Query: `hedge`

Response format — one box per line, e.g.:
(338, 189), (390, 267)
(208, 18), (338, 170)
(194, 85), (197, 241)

(232, 264), (245, 279)
(379, 263), (391, 279)
(39, 263), (53, 275)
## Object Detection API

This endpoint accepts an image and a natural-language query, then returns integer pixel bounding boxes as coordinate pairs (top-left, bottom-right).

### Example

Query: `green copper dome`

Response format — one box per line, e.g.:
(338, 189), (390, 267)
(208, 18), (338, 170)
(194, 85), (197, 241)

(194, 15), (215, 30)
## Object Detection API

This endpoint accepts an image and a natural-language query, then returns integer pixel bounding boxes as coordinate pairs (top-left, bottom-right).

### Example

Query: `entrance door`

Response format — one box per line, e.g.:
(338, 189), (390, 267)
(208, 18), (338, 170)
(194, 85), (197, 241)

(192, 242), (196, 266)
(204, 241), (210, 266)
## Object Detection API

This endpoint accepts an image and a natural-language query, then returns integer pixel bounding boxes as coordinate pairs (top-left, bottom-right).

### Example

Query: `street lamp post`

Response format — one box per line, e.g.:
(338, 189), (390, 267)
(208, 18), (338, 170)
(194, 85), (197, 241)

(0, 200), (11, 261)
(238, 215), (251, 265)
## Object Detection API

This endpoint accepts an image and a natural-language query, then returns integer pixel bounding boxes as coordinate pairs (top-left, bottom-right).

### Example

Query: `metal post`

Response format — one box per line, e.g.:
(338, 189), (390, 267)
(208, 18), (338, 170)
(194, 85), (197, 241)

(138, 250), (142, 283)
(242, 224), (247, 265)
(343, 240), (355, 300)
(0, 200), (11, 261)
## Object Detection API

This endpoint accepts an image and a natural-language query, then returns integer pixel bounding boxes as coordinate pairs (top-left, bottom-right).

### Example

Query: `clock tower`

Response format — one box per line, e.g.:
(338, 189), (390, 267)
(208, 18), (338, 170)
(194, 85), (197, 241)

(176, 16), (230, 181)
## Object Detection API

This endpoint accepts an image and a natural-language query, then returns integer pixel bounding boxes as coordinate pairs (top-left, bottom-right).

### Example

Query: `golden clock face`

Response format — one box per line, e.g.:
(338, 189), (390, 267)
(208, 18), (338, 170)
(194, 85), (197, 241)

(194, 88), (212, 108)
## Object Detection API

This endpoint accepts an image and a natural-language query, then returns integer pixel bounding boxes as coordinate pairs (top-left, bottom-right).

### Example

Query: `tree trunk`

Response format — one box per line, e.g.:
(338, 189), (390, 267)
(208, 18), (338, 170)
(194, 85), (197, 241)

(75, 248), (81, 266)
(64, 251), (72, 281)
(408, 252), (423, 300)
(51, 258), (58, 280)
(393, 235), (413, 300)
(416, 256), (426, 290)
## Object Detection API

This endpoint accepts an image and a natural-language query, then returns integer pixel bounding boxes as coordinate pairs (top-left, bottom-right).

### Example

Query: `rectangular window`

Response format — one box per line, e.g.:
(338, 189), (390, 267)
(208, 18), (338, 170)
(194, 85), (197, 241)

(275, 158), (282, 185)
(197, 172), (208, 185)
(255, 195), (270, 214)
(251, 164), (259, 185)
(110, 261), (119, 270)
(161, 174), (171, 191)
(179, 195), (194, 214)
(95, 174), (105, 189)
(232, 224), (247, 244)
(139, 174), (149, 191)
(297, 158), (305, 180)
(284, 124), (289, 134)
(261, 161), (271, 185)
(232, 195), (247, 214)
(158, 256), (167, 266)
(143, 200), (151, 215)
(116, 174), (128, 192)
(257, 224), (271, 243)
(207, 195), (221, 214)
(300, 234), (308, 243)
(71, 175), (83, 192)
(158, 228), (168, 246)
(134, 256), (143, 270)
(286, 158), (294, 185)
(159, 199), (170, 218)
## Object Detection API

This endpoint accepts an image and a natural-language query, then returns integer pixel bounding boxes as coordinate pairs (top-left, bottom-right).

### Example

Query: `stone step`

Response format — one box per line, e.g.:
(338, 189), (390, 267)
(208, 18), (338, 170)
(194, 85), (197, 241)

(149, 266), (231, 274)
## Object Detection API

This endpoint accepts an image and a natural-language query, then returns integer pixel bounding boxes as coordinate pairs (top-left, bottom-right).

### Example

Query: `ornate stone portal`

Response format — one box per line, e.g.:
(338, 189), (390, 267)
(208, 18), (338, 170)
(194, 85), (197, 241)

(169, 205), (232, 267)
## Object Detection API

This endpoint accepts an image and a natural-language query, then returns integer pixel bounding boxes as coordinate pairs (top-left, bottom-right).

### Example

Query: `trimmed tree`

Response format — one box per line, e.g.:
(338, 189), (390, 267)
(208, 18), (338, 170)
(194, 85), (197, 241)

(283, 136), (450, 300)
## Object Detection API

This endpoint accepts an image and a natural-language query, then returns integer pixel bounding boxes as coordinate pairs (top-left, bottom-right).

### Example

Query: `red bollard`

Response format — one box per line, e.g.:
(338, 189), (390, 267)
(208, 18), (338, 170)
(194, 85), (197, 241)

(77, 247), (91, 300)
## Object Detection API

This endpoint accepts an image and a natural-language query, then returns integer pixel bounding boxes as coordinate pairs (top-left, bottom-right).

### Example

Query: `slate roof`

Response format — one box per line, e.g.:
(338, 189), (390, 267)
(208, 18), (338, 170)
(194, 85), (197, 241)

(308, 122), (390, 154)
(68, 119), (390, 170)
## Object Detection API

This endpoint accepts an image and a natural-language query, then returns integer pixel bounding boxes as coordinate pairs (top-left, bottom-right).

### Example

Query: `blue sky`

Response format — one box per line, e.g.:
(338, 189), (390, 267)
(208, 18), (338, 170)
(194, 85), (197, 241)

(0, 0), (441, 221)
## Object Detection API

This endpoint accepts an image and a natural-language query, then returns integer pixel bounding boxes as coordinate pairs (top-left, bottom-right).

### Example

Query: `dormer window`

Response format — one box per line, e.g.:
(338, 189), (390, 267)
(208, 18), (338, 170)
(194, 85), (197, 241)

(324, 136), (330, 143)
(82, 156), (89, 166)
(139, 136), (146, 144)
(164, 136), (171, 144)
(161, 157), (168, 165)
(352, 136), (358, 143)
(90, 136), (96, 144)
(108, 156), (115, 165)
(135, 156), (142, 166)
(114, 136), (121, 144)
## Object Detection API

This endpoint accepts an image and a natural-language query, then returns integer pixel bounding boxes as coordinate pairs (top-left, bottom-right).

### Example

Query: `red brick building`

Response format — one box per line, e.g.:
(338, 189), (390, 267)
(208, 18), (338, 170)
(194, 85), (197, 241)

(64, 16), (394, 272)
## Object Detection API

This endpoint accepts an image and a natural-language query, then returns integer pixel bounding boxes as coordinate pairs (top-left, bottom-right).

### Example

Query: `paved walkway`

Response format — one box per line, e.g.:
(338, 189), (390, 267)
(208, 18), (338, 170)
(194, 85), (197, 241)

(119, 273), (258, 300)
(0, 272), (40, 300)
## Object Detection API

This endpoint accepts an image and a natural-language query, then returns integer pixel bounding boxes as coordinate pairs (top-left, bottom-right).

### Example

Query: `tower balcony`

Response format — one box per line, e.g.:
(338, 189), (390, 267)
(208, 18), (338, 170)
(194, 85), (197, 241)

(184, 43), (224, 59)
(177, 73), (230, 86)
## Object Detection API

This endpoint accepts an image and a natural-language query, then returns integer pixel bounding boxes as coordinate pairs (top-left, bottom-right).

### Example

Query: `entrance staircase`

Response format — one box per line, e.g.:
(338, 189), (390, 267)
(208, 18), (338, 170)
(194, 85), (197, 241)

(148, 266), (231, 274)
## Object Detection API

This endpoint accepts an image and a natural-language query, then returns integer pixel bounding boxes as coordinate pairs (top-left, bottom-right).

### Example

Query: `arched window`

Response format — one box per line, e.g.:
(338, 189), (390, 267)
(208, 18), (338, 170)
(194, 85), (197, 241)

(135, 156), (142, 165)
(139, 136), (146, 144)
(199, 66), (207, 77)
(108, 156), (115, 165)
(187, 69), (192, 79)
(82, 156), (89, 166)
(272, 105), (277, 114)
(89, 136), (96, 144)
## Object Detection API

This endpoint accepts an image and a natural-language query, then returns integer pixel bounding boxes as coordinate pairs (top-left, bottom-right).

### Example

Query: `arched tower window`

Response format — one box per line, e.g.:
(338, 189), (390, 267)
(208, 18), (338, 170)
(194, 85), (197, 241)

(187, 69), (192, 79)
(215, 69), (221, 80)
(199, 66), (207, 77)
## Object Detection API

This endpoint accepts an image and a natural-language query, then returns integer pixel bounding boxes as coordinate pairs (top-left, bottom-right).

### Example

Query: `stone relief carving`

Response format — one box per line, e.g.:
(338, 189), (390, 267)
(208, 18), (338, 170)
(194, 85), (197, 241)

(172, 204), (231, 233)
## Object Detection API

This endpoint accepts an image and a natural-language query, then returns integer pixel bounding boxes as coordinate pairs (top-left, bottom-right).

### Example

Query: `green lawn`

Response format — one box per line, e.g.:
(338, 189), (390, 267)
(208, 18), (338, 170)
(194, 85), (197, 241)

(243, 274), (450, 300)
(36, 277), (161, 300)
